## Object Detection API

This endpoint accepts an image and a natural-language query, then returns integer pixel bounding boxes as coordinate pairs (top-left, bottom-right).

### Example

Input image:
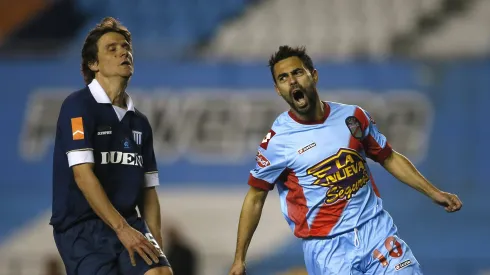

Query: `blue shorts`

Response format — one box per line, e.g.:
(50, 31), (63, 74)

(302, 211), (423, 275)
(53, 217), (170, 275)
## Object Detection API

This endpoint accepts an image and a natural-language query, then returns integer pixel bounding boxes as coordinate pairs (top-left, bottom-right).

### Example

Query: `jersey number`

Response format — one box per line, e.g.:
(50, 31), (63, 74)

(372, 236), (404, 267)
(145, 232), (165, 257)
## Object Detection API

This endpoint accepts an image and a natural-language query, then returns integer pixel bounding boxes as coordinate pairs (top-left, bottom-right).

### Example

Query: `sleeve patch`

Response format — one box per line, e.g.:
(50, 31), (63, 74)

(71, 117), (85, 140)
(256, 151), (271, 168)
(345, 116), (363, 140)
(260, 129), (276, 150)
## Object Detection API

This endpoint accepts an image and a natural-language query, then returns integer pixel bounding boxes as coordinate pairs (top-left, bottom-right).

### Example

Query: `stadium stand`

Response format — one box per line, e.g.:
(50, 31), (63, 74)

(201, 0), (490, 61)
(0, 0), (48, 45)
(200, 0), (445, 60)
(62, 0), (252, 59)
(415, 0), (490, 58)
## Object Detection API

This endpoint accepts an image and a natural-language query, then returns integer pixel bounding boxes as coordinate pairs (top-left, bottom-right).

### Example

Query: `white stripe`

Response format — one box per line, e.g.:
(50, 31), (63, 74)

(67, 150), (94, 167)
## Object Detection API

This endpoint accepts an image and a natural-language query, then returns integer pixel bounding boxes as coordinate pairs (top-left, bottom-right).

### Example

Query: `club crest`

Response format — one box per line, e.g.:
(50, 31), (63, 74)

(345, 116), (363, 140)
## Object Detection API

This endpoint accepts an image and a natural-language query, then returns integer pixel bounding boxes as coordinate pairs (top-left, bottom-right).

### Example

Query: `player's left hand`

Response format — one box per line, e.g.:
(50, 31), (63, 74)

(431, 191), (462, 212)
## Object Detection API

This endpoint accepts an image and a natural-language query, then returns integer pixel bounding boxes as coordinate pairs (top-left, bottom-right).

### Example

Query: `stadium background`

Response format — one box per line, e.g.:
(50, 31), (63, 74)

(0, 0), (489, 274)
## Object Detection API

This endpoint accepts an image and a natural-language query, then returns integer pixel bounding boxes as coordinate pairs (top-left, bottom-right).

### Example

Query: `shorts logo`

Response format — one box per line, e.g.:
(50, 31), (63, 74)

(256, 151), (270, 168)
(260, 129), (276, 150)
(395, 259), (412, 271)
(345, 116), (363, 140)
(71, 117), (84, 140)
(307, 148), (369, 205)
(298, 142), (316, 154)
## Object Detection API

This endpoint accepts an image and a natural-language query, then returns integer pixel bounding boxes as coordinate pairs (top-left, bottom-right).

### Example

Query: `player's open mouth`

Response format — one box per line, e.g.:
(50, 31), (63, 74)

(292, 89), (307, 108)
(120, 60), (132, 66)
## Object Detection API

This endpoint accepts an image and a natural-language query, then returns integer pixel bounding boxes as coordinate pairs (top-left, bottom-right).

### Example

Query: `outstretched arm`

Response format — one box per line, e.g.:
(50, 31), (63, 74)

(382, 150), (462, 212)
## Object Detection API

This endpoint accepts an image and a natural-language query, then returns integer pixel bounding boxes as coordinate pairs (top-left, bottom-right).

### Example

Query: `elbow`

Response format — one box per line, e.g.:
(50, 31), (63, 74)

(72, 163), (95, 190)
(381, 150), (400, 168)
(246, 186), (268, 206)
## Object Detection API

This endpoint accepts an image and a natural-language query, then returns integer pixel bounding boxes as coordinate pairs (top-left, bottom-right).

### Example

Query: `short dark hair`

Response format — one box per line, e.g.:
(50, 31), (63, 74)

(268, 45), (314, 82)
(81, 17), (132, 84)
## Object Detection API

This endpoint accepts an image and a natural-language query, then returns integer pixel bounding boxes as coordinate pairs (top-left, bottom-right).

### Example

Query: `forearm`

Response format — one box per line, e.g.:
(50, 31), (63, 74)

(234, 190), (266, 262)
(74, 168), (128, 232)
(382, 150), (440, 198)
(142, 187), (163, 247)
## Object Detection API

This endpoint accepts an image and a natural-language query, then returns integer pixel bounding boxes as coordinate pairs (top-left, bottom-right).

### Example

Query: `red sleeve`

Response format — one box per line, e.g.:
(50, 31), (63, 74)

(248, 173), (274, 191)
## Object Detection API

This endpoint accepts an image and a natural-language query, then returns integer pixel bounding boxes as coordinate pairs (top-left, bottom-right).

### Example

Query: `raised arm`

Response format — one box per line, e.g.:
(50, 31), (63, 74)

(382, 150), (462, 212)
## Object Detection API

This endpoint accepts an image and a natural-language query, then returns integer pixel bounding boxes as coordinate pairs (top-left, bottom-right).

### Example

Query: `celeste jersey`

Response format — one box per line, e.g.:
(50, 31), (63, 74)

(248, 101), (393, 238)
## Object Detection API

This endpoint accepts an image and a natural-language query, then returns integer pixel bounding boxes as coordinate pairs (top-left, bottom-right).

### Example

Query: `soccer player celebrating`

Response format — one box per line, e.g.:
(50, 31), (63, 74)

(229, 46), (462, 275)
(50, 17), (172, 275)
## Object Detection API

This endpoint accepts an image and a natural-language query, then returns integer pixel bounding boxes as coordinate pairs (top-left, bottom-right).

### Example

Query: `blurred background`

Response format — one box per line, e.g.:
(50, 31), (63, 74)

(0, 0), (489, 274)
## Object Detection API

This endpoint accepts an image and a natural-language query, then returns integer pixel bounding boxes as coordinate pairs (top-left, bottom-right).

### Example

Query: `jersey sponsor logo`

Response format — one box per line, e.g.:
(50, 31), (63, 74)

(71, 117), (84, 140)
(255, 151), (270, 168)
(97, 125), (112, 135)
(260, 129), (276, 150)
(307, 148), (369, 205)
(345, 116), (363, 140)
(97, 130), (112, 135)
(100, 151), (143, 167)
(395, 259), (412, 271)
(298, 142), (316, 154)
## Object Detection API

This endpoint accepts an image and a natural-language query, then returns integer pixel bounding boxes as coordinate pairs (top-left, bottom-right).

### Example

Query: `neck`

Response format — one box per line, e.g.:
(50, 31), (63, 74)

(95, 75), (128, 108)
(292, 98), (325, 122)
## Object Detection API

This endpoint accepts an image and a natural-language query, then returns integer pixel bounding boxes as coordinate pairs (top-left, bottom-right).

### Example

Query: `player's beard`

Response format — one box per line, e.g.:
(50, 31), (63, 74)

(287, 84), (317, 115)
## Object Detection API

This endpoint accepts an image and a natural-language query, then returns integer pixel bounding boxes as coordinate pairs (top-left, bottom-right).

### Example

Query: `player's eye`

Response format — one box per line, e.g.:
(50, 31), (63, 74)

(294, 69), (304, 76)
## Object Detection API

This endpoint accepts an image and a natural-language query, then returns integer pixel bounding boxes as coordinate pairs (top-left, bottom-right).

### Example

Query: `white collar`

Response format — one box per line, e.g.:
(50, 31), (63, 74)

(88, 79), (135, 112)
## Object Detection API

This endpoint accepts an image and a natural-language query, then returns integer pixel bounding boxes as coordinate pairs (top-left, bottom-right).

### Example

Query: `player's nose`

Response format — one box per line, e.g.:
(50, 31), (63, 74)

(120, 49), (129, 58)
(288, 74), (298, 85)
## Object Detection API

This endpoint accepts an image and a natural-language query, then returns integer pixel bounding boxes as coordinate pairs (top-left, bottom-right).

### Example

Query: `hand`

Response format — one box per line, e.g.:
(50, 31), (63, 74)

(431, 191), (462, 212)
(229, 261), (246, 275)
(116, 225), (161, 266)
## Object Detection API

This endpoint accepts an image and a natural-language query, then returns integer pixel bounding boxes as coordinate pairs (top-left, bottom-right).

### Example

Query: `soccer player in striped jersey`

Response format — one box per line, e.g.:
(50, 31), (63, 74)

(229, 46), (462, 275)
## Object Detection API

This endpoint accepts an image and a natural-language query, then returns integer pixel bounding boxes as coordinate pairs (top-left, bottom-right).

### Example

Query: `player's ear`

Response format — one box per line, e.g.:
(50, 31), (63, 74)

(312, 69), (318, 84)
(88, 61), (99, 72)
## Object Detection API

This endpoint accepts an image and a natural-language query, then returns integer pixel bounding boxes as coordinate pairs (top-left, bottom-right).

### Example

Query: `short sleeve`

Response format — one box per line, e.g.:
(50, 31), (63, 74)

(142, 123), (159, 188)
(248, 130), (287, 191)
(58, 98), (95, 167)
(354, 107), (393, 164)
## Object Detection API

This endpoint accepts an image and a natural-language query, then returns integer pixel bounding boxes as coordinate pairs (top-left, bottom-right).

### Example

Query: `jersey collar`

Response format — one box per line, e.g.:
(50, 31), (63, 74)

(288, 101), (330, 125)
(88, 79), (135, 112)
